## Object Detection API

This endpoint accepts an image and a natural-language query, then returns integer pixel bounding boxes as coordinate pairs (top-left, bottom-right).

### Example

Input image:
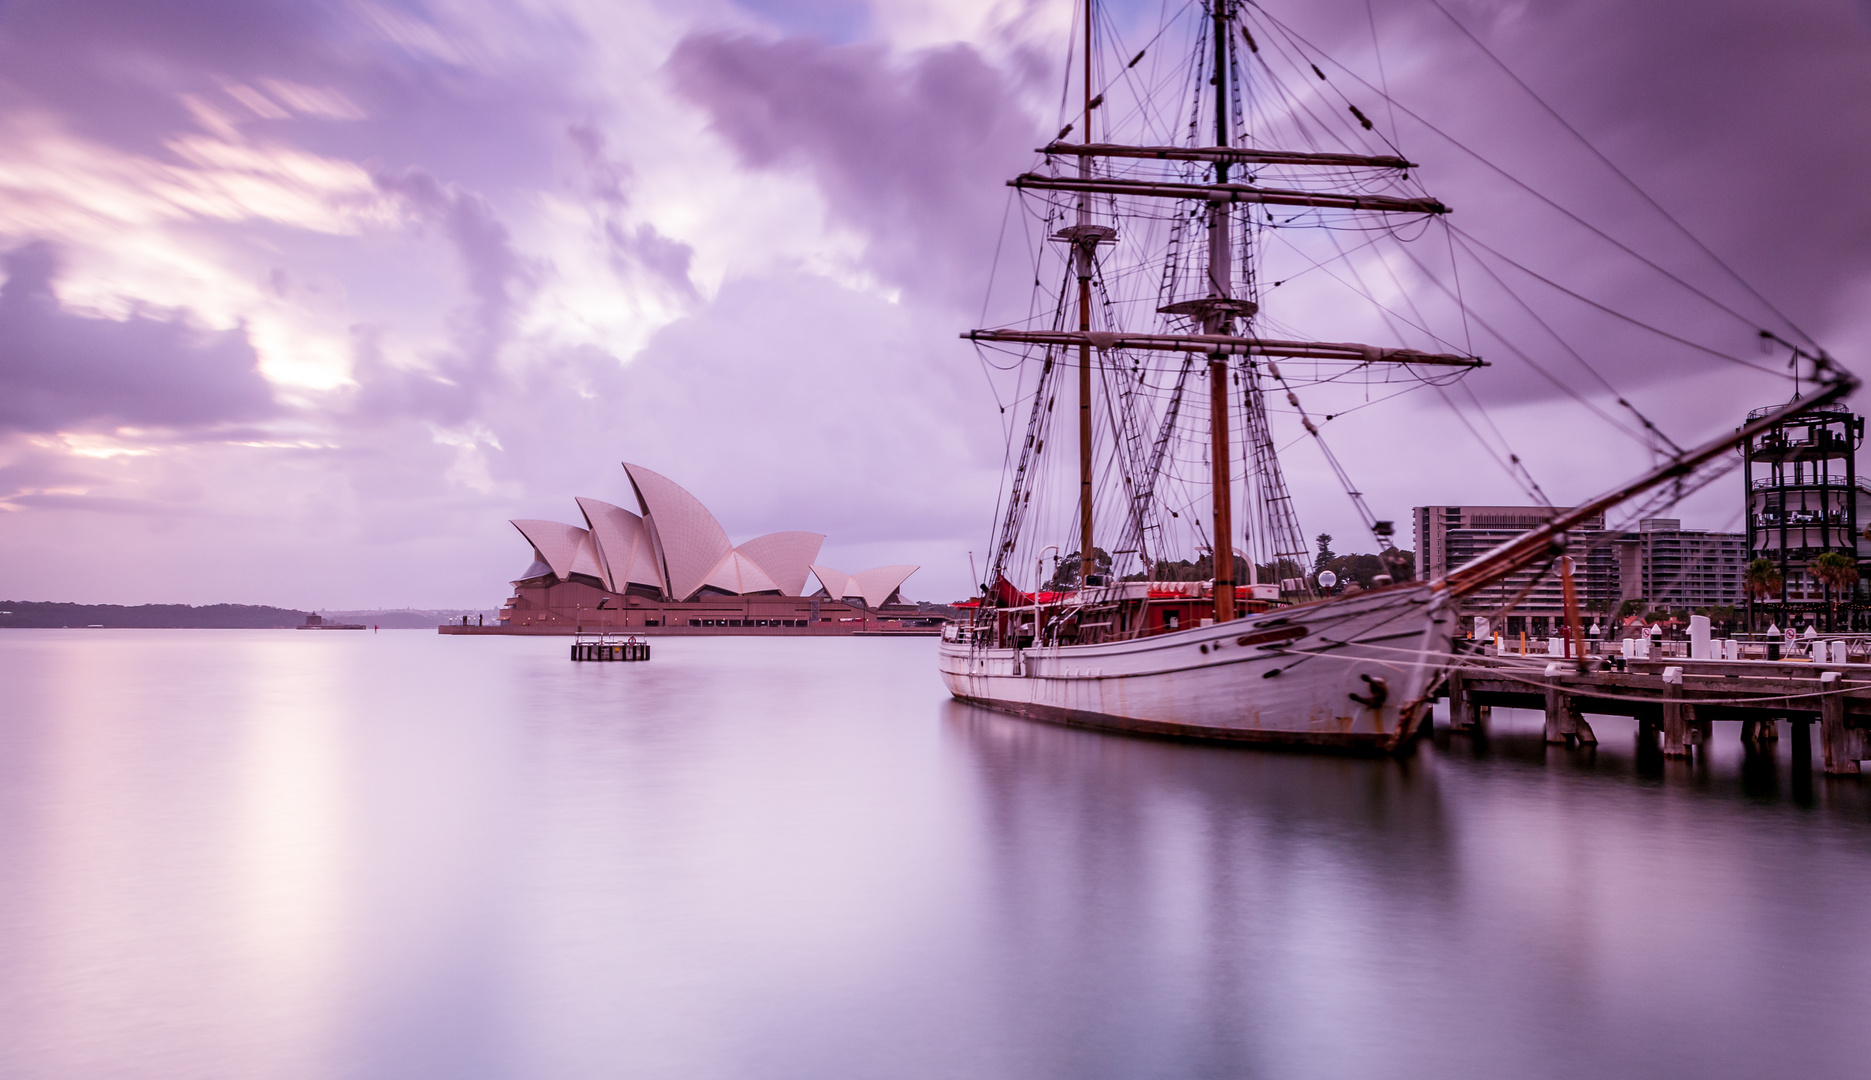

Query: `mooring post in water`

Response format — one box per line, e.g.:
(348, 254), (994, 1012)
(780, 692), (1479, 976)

(1541, 666), (1592, 745)
(1449, 670), (1487, 732)
(1637, 711), (1661, 755)
(1661, 666), (1689, 758)
(1448, 670), (1472, 731)
(1742, 715), (1782, 744)
(1818, 671), (1862, 775)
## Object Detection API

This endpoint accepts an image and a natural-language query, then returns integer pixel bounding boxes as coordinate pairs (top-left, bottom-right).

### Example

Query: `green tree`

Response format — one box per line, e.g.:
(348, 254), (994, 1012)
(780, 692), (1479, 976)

(1745, 557), (1784, 601)
(1744, 557), (1783, 632)
(1048, 547), (1113, 590)
(1315, 533), (1335, 565)
(1809, 551), (1859, 631)
(1315, 547), (1416, 589)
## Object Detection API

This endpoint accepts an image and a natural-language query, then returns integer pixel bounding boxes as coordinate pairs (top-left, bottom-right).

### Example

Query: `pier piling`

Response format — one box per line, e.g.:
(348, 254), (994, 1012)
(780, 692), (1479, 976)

(1543, 679), (1594, 746)
(1447, 654), (1868, 775)
(1819, 672), (1863, 775)
(1661, 671), (1690, 759)
(1447, 671), (1490, 733)
(1448, 671), (1472, 732)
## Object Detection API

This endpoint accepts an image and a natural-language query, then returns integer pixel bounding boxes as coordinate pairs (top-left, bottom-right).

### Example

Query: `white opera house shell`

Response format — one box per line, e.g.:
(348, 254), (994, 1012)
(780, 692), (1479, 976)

(488, 463), (930, 635)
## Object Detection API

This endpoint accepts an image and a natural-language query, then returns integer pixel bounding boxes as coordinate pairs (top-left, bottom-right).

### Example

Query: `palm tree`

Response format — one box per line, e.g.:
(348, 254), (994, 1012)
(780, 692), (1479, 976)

(1745, 557), (1783, 632)
(1808, 551), (1860, 631)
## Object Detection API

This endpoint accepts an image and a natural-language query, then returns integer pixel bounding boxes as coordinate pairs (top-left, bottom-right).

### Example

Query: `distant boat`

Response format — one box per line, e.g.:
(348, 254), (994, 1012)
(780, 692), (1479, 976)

(298, 613), (365, 630)
(938, 0), (1855, 753)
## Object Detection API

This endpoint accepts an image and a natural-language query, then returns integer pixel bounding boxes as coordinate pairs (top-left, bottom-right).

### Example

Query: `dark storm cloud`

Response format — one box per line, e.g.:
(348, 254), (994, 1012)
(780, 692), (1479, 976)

(666, 3), (1871, 406)
(0, 242), (277, 433)
(1317, 0), (1871, 393)
(665, 32), (1039, 303)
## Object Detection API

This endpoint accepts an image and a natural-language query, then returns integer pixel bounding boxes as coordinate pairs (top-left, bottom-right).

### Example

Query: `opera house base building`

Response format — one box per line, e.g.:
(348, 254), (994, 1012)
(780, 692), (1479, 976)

(439, 463), (944, 637)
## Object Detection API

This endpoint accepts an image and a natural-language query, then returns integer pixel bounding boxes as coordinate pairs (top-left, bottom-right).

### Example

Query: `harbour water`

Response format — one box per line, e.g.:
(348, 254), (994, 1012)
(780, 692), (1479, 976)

(1, 629), (1868, 1079)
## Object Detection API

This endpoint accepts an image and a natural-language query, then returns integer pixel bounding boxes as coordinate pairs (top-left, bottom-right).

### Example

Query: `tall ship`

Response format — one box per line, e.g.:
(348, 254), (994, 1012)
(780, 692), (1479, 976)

(937, 0), (1855, 751)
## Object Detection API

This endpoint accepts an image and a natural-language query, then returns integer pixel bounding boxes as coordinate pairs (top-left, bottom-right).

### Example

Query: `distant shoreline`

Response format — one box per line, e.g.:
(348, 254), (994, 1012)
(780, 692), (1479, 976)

(0, 601), (495, 630)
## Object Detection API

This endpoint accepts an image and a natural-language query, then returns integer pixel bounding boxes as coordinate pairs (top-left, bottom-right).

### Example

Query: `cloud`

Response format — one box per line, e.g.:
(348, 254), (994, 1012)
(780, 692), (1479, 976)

(665, 31), (1039, 304)
(566, 122), (698, 300)
(0, 0), (1863, 607)
(347, 168), (537, 425)
(372, 166), (531, 351)
(1269, 0), (1871, 397)
(0, 241), (277, 433)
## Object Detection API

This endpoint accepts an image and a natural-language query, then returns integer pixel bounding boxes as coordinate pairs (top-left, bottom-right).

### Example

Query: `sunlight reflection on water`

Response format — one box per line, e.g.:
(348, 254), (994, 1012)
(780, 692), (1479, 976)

(0, 630), (1867, 1079)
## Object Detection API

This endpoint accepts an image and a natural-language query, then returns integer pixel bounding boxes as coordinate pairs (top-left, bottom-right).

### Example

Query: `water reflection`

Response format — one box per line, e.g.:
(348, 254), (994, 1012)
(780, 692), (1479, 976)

(943, 702), (1460, 1078)
(941, 701), (1871, 1079)
(1, 633), (1870, 1080)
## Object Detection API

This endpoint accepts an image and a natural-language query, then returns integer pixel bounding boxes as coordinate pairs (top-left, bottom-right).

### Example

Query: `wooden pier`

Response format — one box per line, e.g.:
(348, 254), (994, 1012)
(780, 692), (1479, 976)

(570, 635), (651, 662)
(1444, 657), (1871, 774)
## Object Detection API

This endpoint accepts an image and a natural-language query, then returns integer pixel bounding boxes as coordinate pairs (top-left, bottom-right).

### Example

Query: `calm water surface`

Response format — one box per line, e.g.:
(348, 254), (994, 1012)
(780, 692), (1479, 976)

(1, 629), (1868, 1079)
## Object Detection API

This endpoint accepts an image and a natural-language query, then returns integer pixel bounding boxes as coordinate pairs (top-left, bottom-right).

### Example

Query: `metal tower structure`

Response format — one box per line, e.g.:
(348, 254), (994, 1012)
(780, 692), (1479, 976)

(1743, 402), (1869, 630)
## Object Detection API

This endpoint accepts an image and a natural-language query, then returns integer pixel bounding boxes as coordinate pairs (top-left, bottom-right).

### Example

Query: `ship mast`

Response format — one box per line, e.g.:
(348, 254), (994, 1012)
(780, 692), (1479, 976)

(1074, 0), (1096, 590)
(967, 0), (1475, 611)
(1206, 0), (1234, 623)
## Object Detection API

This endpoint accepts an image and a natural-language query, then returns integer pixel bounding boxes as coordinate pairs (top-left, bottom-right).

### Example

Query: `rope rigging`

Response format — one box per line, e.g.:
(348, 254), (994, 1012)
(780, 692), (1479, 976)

(968, 0), (1840, 611)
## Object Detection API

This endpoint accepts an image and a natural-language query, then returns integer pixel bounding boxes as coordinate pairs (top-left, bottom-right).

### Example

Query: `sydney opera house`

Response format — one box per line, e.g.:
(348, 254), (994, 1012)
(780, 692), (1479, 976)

(461, 463), (935, 635)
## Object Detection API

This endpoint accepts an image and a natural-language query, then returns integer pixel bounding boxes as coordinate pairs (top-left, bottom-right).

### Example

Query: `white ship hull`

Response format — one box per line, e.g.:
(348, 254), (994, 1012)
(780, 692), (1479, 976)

(938, 584), (1455, 754)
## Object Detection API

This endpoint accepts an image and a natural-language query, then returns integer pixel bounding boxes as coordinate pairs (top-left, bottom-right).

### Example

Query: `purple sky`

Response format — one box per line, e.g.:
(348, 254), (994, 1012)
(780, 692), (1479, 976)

(0, 0), (1867, 607)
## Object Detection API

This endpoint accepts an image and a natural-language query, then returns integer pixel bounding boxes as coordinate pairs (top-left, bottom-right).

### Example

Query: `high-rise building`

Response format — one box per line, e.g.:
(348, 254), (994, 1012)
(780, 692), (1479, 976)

(1413, 506), (1611, 635)
(1622, 518), (1746, 611)
(1413, 505), (1743, 635)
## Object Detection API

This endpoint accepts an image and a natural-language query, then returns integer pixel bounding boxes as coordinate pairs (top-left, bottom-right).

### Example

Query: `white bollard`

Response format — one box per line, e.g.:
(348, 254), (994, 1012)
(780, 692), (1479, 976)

(1689, 615), (1711, 660)
(1637, 638), (1651, 660)
(1549, 637), (1565, 657)
(1473, 616), (1491, 641)
(1622, 638), (1635, 659)
(1832, 640), (1849, 665)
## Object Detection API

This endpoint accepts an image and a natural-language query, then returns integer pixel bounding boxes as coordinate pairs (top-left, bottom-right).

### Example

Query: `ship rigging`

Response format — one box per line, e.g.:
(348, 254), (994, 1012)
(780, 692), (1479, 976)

(937, 0), (1855, 751)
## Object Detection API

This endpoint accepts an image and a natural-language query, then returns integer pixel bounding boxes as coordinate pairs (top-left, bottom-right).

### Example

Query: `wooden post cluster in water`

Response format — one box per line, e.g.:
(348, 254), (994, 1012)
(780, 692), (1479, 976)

(1446, 657), (1870, 774)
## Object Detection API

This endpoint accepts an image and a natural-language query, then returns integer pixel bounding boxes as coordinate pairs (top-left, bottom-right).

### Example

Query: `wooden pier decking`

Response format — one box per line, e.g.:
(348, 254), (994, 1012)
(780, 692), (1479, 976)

(1444, 657), (1871, 774)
